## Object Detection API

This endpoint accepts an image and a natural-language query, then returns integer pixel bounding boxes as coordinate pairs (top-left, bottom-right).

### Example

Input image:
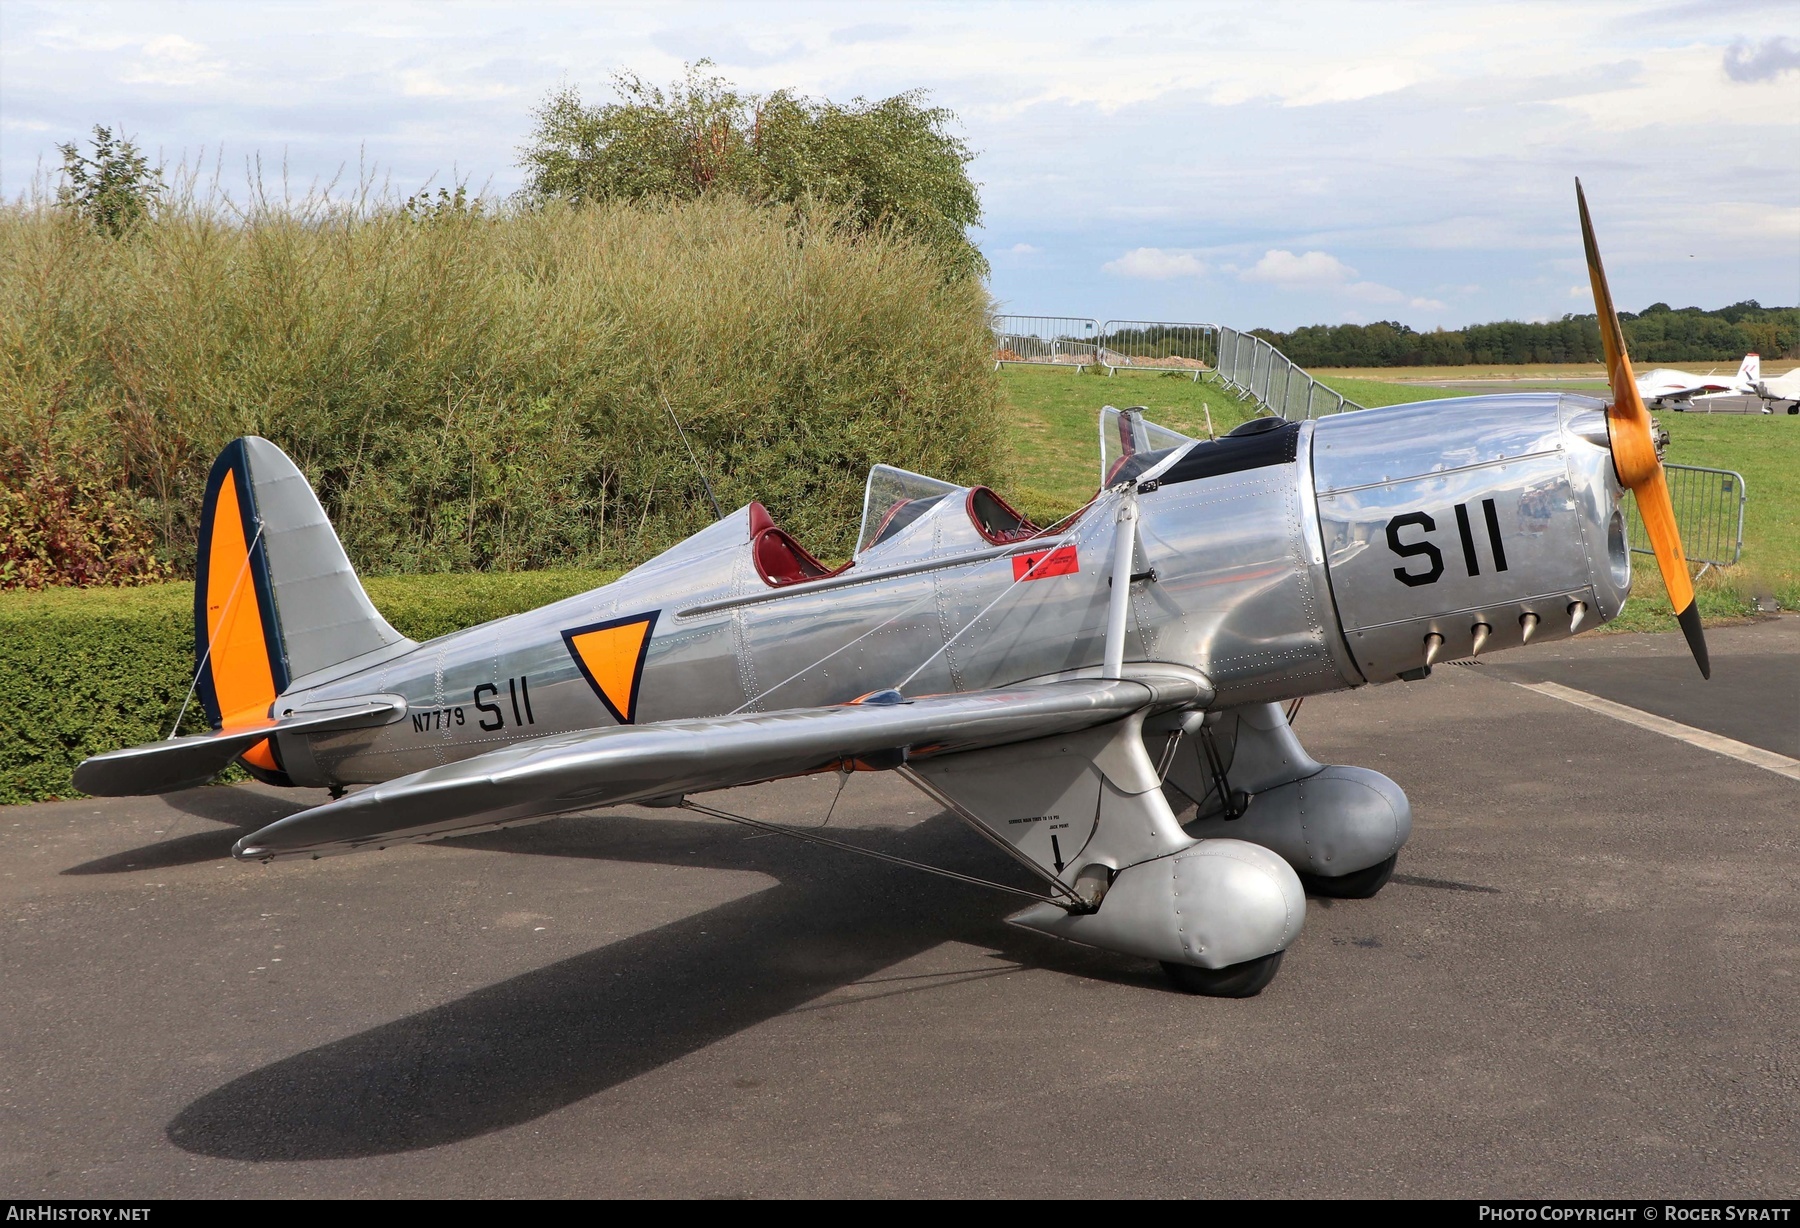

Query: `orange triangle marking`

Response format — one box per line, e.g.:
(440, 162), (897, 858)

(561, 612), (660, 725)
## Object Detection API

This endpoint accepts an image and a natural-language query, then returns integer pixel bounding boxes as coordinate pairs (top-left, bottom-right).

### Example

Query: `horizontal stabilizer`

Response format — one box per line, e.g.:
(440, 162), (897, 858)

(234, 674), (1209, 861)
(74, 696), (406, 797)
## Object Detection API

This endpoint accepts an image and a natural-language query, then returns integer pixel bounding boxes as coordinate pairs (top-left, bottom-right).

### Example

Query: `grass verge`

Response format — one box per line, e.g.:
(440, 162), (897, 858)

(998, 366), (1264, 523)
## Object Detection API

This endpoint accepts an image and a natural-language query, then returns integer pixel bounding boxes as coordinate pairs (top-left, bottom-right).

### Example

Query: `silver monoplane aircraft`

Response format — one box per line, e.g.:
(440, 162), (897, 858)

(77, 185), (1709, 997)
(1637, 352), (1760, 409)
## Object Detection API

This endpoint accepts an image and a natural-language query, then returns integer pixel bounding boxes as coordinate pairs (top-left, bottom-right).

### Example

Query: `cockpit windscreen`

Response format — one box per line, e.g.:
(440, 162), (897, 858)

(856, 465), (962, 555)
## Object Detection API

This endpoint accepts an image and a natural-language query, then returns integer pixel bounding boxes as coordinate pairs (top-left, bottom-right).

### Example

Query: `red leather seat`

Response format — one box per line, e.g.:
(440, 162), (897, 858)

(966, 487), (1041, 544)
(748, 502), (847, 587)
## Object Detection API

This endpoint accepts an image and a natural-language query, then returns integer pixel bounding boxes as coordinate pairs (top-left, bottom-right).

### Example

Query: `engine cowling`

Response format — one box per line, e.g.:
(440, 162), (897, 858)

(1309, 392), (1630, 682)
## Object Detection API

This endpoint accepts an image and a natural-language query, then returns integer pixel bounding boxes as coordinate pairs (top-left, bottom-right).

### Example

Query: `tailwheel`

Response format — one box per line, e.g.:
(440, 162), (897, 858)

(1160, 950), (1284, 998)
(1300, 853), (1398, 900)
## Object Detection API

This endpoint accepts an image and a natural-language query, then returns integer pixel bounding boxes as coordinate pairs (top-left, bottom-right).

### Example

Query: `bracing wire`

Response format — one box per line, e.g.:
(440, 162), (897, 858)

(701, 497), (1114, 912)
(819, 767), (849, 828)
(660, 393), (723, 522)
(727, 495), (1107, 716)
(896, 766), (1089, 907)
(679, 799), (1067, 906)
(726, 583), (943, 716)
(891, 489), (1119, 694)
(167, 523), (265, 740)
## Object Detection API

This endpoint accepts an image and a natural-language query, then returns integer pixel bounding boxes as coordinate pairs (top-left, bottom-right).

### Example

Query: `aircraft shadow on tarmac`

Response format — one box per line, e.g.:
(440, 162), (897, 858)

(1390, 874), (1500, 895)
(154, 801), (1503, 1160)
(164, 813), (1154, 1161)
(60, 788), (312, 876)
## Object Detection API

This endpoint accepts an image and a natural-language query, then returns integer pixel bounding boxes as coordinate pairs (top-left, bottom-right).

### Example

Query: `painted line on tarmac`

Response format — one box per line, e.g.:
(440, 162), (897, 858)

(1515, 680), (1800, 782)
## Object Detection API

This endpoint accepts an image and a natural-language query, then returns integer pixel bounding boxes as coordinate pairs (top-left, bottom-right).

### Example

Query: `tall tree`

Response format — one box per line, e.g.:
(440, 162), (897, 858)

(519, 63), (986, 279)
(57, 126), (163, 238)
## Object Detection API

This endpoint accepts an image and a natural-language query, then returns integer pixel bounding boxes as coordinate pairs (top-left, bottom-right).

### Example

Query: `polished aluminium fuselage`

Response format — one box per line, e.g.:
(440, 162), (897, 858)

(269, 393), (1630, 790)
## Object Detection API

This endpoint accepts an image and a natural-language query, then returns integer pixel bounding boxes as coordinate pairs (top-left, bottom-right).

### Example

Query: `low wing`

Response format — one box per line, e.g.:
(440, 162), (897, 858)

(74, 695), (406, 797)
(1636, 369), (1723, 400)
(233, 674), (1209, 861)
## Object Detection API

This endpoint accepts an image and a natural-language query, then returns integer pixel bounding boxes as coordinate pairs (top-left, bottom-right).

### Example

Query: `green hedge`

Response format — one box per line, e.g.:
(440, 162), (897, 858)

(0, 570), (616, 804)
(1, 194), (1006, 578)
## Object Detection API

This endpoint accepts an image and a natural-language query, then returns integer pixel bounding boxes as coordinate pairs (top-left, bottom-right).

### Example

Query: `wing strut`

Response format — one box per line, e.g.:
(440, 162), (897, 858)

(678, 799), (1080, 908)
(1103, 489), (1139, 679)
(897, 766), (1090, 908)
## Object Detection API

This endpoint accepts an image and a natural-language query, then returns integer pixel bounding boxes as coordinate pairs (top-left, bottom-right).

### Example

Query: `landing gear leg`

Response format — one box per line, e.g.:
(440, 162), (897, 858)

(1160, 950), (1284, 998)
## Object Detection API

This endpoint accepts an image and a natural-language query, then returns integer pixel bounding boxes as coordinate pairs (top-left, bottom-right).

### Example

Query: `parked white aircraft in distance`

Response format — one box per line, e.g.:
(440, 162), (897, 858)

(1753, 366), (1800, 414)
(1636, 354), (1758, 409)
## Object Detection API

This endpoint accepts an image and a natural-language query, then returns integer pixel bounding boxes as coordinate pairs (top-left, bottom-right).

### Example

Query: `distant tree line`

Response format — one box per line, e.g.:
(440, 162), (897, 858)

(1252, 301), (1799, 367)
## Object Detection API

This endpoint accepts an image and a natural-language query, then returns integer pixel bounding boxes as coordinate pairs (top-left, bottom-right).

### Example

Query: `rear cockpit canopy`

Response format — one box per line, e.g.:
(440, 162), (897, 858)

(803, 408), (1227, 584)
(852, 464), (1042, 567)
(1100, 405), (1196, 486)
(857, 466), (960, 554)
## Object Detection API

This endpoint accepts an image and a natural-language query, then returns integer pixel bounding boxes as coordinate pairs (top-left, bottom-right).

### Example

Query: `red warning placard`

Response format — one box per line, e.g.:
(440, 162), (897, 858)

(1012, 545), (1079, 581)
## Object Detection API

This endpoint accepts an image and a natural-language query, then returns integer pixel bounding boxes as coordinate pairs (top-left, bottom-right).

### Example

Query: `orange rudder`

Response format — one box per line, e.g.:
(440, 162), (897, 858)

(194, 440), (291, 781)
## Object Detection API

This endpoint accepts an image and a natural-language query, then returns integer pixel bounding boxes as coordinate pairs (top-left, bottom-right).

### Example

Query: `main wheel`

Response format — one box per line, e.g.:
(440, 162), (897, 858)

(1161, 951), (1283, 998)
(1300, 853), (1398, 899)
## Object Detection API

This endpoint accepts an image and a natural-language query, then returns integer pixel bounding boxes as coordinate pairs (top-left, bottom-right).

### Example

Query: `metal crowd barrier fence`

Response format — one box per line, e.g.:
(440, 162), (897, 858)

(992, 317), (1358, 417)
(992, 315), (1102, 371)
(1214, 325), (1363, 419)
(1096, 321), (1217, 380)
(1624, 464), (1746, 576)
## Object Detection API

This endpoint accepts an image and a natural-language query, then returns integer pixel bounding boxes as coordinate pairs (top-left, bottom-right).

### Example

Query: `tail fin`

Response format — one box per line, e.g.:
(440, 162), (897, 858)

(194, 438), (411, 756)
(1739, 353), (1760, 387)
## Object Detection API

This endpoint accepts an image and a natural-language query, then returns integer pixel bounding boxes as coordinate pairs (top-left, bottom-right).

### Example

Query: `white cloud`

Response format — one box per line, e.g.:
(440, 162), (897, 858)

(120, 33), (222, 86)
(33, 23), (134, 54)
(1005, 242), (1042, 255)
(1241, 249), (1444, 311)
(1344, 280), (1404, 303)
(1548, 43), (1800, 132)
(0, 0), (1793, 326)
(831, 23), (909, 46)
(400, 68), (514, 101)
(1103, 247), (1207, 279)
(1286, 61), (1430, 107)
(1242, 249), (1357, 286)
(1723, 36), (1800, 83)
(400, 70), (455, 98)
(143, 34), (203, 61)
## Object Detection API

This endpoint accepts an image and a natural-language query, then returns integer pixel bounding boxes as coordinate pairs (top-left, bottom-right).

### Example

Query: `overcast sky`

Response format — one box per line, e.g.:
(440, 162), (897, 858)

(2, 0), (1796, 330)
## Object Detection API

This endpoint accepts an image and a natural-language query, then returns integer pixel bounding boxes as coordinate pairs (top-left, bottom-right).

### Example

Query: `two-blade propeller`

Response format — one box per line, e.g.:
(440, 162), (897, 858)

(1576, 179), (1710, 679)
